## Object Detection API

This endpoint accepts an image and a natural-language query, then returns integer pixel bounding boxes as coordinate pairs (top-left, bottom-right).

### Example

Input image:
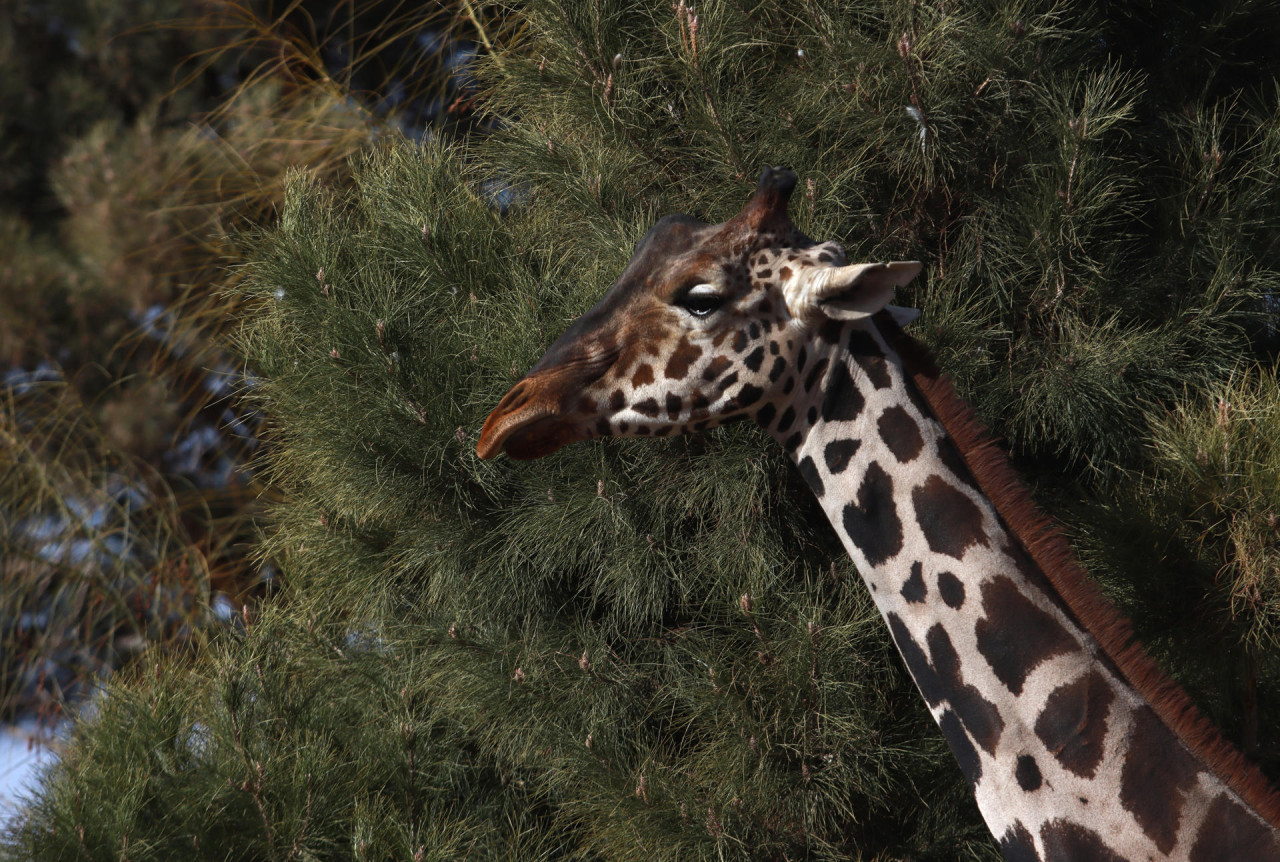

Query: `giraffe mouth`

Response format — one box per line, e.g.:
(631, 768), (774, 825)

(476, 375), (590, 460)
(477, 408), (584, 460)
(478, 345), (620, 460)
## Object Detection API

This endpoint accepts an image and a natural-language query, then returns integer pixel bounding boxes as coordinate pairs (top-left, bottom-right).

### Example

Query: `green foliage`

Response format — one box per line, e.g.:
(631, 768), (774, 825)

(1061, 366), (1280, 765)
(7, 0), (1280, 859)
(13, 610), (573, 861)
(483, 0), (1280, 473)
(228, 146), (988, 857)
(1149, 369), (1280, 649)
(0, 0), (497, 730)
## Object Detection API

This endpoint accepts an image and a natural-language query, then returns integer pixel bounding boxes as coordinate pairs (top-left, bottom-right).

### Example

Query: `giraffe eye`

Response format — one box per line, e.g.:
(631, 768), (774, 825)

(675, 283), (726, 318)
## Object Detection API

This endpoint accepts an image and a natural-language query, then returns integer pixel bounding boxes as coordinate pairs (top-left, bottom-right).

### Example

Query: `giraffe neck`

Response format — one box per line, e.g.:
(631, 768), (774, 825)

(762, 315), (1280, 861)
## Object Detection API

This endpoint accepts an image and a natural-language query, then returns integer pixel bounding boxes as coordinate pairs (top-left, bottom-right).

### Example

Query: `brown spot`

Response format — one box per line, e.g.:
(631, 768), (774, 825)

(855, 354), (891, 389)
(878, 405), (924, 462)
(824, 439), (860, 473)
(936, 438), (980, 492)
(797, 455), (823, 498)
(804, 358), (828, 392)
(902, 372), (935, 419)
(975, 576), (1076, 695)
(821, 362), (865, 422)
(732, 330), (749, 352)
(887, 613), (943, 707)
(1190, 792), (1280, 861)
(665, 338), (703, 379)
(756, 403), (776, 428)
(735, 384), (763, 408)
(927, 624), (1004, 753)
(1120, 707), (1205, 855)
(775, 406), (796, 433)
(937, 571), (965, 608)
(608, 390), (626, 410)
(887, 613), (1002, 772)
(1039, 821), (1125, 862)
(744, 345), (766, 372)
(632, 364), (654, 387)
(768, 357), (787, 382)
(842, 463), (903, 566)
(818, 319), (844, 344)
(634, 398), (660, 418)
(666, 393), (683, 419)
(1035, 670), (1114, 778)
(701, 355), (732, 381)
(911, 475), (989, 560)
(1015, 754), (1042, 791)
(715, 371), (740, 393)
(1004, 545), (1061, 604)
(847, 330), (892, 389)
(938, 709), (982, 787)
(779, 265), (792, 279)
(901, 562), (926, 603)
(997, 823), (1038, 862)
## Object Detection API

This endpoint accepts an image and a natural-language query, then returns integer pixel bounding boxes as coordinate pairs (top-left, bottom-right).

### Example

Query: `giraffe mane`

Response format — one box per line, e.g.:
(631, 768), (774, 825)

(883, 317), (1280, 829)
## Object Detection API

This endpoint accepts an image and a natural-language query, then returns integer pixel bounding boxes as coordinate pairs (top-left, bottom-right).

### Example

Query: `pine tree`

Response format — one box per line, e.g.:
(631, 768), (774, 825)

(6, 1), (1280, 859)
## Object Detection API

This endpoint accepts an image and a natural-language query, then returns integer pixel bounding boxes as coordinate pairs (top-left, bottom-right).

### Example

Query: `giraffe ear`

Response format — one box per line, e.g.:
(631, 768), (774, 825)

(811, 261), (923, 320)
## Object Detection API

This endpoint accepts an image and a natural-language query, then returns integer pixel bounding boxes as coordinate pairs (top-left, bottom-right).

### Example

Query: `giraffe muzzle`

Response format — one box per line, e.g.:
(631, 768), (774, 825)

(476, 372), (599, 460)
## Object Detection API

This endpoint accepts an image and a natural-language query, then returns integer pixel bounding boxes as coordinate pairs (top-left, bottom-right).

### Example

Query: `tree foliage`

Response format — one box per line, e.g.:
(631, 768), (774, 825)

(0, 0), (491, 729)
(6, 0), (1280, 859)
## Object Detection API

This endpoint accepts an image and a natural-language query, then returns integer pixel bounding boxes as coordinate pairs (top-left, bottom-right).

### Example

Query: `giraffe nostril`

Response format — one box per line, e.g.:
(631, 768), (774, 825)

(496, 380), (533, 413)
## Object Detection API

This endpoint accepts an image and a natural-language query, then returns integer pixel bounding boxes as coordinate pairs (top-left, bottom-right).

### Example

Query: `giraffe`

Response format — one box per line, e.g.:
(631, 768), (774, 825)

(475, 167), (1280, 860)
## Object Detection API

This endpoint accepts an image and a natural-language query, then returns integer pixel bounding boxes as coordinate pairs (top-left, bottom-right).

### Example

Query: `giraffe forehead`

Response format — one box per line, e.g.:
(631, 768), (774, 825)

(613, 196), (842, 310)
(653, 228), (805, 293)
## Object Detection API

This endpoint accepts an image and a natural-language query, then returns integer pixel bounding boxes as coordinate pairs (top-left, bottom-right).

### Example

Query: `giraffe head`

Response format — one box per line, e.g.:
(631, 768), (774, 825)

(477, 167), (921, 460)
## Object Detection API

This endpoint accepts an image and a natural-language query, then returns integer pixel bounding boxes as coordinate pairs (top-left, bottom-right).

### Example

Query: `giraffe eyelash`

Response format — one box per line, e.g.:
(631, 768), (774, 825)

(674, 282), (726, 317)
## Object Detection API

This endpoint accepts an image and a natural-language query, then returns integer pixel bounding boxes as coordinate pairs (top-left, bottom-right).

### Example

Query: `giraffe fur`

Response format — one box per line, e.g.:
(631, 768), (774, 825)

(477, 167), (1280, 860)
